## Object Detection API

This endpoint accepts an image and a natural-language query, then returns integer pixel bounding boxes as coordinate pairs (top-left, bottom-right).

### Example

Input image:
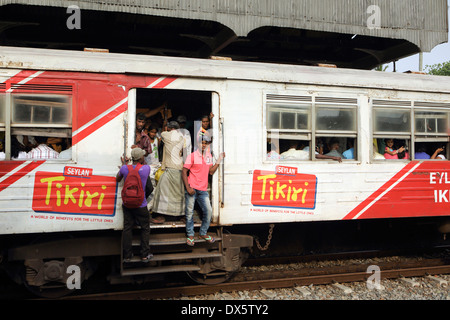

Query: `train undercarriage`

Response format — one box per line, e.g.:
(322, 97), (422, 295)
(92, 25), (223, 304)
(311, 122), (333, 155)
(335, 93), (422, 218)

(1, 216), (450, 298)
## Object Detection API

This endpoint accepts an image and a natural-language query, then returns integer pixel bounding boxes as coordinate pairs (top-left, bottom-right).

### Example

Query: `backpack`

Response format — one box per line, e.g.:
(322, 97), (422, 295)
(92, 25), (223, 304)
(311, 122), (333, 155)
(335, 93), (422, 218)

(121, 164), (145, 208)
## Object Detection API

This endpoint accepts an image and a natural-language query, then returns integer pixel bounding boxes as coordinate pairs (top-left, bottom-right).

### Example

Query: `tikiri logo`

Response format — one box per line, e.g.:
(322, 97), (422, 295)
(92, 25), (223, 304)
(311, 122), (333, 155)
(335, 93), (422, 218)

(251, 166), (317, 209)
(32, 168), (117, 216)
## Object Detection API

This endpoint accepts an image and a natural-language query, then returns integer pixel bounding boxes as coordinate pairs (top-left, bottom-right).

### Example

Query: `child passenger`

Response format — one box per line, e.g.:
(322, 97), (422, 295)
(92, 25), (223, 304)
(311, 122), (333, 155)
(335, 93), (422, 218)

(384, 139), (405, 159)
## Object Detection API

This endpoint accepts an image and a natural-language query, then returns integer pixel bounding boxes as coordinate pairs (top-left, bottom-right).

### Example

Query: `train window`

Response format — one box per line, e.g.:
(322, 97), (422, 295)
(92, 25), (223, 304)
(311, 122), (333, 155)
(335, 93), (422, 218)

(266, 97), (312, 161)
(371, 99), (450, 161)
(267, 103), (310, 130)
(12, 95), (71, 125)
(315, 106), (356, 131)
(414, 110), (449, 134)
(1, 94), (72, 161)
(314, 97), (358, 161)
(372, 99), (412, 161)
(413, 102), (450, 160)
(265, 94), (358, 161)
(373, 108), (411, 133)
(374, 138), (411, 160)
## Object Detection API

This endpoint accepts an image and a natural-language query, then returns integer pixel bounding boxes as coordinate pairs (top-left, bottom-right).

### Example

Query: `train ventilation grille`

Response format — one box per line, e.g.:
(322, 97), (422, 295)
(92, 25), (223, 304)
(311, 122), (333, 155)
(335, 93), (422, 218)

(315, 96), (357, 105)
(414, 101), (450, 108)
(372, 99), (411, 107)
(10, 83), (73, 93)
(266, 94), (312, 103)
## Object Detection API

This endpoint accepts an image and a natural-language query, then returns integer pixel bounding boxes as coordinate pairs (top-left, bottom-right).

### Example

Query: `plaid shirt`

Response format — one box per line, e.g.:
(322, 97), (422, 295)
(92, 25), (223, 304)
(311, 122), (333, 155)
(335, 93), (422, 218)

(27, 144), (59, 159)
(136, 131), (152, 155)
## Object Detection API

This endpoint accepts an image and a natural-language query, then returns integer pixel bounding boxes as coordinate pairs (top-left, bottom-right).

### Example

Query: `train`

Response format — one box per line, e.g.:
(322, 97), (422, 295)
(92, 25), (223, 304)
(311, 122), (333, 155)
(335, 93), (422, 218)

(1, 46), (450, 297)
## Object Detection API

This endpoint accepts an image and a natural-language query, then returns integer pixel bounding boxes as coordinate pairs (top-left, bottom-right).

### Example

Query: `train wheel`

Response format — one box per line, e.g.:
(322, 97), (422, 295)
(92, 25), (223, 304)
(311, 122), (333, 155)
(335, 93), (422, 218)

(23, 280), (73, 299)
(22, 257), (87, 298)
(186, 246), (248, 285)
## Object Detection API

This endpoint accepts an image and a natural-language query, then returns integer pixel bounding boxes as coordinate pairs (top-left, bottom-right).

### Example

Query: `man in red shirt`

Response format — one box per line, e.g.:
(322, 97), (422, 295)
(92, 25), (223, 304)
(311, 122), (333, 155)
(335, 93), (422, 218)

(182, 134), (224, 246)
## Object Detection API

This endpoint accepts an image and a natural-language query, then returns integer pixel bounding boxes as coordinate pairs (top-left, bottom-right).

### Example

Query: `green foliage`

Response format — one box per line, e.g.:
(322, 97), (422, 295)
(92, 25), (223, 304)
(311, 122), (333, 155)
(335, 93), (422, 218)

(373, 64), (388, 71)
(425, 61), (450, 76)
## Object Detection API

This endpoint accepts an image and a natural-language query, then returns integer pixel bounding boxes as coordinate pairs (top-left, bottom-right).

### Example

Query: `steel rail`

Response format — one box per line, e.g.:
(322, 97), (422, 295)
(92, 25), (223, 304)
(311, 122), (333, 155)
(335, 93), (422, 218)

(60, 263), (450, 300)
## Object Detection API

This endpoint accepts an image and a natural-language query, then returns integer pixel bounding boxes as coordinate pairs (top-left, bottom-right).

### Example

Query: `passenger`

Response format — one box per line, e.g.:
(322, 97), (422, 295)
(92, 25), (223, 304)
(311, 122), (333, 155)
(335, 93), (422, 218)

(152, 121), (185, 223)
(432, 147), (446, 159)
(116, 148), (152, 263)
(280, 140), (309, 160)
(415, 144), (445, 160)
(26, 136), (59, 159)
(58, 138), (72, 160)
(132, 113), (152, 157)
(305, 139), (342, 162)
(144, 125), (161, 213)
(195, 113), (213, 150)
(325, 139), (343, 159)
(177, 115), (192, 163)
(267, 142), (281, 160)
(384, 139), (405, 159)
(316, 152), (342, 162)
(16, 135), (37, 152)
(397, 149), (409, 160)
(342, 140), (355, 159)
(372, 143), (384, 159)
(10, 137), (27, 160)
(0, 139), (4, 160)
(143, 102), (166, 119)
(182, 133), (225, 246)
(144, 125), (161, 166)
(47, 137), (63, 153)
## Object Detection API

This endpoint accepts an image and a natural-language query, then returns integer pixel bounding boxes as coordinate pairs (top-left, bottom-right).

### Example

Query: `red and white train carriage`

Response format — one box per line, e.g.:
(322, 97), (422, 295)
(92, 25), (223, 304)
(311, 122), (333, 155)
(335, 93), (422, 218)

(1, 46), (450, 296)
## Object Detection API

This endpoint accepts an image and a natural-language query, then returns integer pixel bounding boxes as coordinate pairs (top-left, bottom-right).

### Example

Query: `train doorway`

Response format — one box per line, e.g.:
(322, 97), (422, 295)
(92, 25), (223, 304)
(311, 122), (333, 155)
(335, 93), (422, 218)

(127, 88), (221, 223)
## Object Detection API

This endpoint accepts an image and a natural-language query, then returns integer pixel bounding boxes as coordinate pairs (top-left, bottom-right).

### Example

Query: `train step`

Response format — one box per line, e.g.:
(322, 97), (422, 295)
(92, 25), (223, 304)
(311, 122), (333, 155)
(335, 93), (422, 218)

(121, 228), (224, 276)
(132, 232), (222, 246)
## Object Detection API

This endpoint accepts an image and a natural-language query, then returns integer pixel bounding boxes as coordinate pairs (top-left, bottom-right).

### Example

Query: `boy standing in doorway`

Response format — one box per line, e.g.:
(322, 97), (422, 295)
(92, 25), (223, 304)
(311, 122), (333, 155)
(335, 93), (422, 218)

(182, 133), (225, 246)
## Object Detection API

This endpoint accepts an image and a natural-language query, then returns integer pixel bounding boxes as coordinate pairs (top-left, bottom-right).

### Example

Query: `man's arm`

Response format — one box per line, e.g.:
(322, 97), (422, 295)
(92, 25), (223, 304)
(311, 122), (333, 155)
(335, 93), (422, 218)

(182, 167), (195, 195)
(209, 152), (225, 175)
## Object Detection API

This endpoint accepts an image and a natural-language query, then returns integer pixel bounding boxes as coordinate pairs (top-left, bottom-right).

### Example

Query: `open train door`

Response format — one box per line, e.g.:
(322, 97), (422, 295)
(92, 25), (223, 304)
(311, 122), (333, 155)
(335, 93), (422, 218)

(211, 92), (223, 224)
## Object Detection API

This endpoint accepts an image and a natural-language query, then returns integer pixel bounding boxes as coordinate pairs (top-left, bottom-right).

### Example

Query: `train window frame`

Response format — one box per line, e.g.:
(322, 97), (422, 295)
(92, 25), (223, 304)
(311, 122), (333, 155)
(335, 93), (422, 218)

(371, 99), (450, 161)
(413, 101), (450, 160)
(1, 92), (73, 161)
(371, 99), (412, 161)
(264, 93), (358, 162)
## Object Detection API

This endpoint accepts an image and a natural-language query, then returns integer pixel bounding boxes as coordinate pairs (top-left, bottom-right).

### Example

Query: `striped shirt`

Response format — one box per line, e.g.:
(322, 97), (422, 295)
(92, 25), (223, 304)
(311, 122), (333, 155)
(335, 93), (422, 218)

(27, 144), (59, 159)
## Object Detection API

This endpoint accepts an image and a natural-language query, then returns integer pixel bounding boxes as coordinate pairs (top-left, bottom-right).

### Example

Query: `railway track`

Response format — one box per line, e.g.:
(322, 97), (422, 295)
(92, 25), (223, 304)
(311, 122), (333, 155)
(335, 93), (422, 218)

(60, 251), (450, 300)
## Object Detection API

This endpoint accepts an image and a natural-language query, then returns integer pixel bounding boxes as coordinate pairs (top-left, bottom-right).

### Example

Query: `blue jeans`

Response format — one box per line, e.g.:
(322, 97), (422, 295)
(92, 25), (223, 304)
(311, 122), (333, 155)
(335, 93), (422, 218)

(185, 189), (212, 237)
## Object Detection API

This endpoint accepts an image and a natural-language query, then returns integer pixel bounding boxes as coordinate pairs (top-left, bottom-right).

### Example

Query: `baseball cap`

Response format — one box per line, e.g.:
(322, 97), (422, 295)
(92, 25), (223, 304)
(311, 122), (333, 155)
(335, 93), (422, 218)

(131, 147), (145, 161)
(167, 121), (180, 129)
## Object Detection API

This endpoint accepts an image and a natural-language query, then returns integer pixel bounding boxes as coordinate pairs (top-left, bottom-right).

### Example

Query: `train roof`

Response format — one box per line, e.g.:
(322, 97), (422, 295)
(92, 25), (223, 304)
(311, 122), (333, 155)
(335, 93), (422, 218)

(1, 46), (450, 95)
(0, 0), (448, 69)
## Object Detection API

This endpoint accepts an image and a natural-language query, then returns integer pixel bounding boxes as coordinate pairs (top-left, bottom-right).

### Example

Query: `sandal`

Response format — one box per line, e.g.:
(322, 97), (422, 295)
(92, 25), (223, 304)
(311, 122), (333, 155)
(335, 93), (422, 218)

(200, 235), (215, 243)
(150, 216), (165, 224)
(141, 253), (153, 263)
(186, 237), (195, 246)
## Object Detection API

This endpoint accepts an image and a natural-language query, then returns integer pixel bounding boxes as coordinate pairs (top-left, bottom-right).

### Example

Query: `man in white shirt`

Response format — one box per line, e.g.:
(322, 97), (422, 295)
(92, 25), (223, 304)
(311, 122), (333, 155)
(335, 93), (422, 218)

(152, 121), (185, 223)
(27, 136), (59, 159)
(177, 115), (192, 163)
(281, 141), (309, 160)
